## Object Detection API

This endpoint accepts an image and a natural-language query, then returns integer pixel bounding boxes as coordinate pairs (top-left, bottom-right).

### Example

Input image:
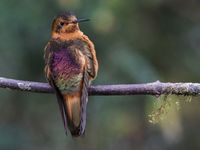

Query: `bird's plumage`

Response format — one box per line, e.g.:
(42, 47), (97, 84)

(44, 19), (98, 137)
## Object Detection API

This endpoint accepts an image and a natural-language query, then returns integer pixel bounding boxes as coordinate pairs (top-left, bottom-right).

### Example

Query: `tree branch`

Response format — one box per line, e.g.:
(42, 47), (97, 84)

(0, 77), (200, 96)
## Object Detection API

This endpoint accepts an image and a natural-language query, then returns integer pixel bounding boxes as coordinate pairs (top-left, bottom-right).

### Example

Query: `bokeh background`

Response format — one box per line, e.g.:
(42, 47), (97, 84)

(0, 0), (200, 149)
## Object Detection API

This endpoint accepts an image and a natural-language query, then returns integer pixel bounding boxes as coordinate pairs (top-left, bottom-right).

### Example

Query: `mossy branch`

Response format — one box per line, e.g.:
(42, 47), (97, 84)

(0, 77), (200, 96)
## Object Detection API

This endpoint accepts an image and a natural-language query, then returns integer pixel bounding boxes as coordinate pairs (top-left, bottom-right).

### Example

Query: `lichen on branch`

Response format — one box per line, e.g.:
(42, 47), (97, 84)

(0, 77), (200, 96)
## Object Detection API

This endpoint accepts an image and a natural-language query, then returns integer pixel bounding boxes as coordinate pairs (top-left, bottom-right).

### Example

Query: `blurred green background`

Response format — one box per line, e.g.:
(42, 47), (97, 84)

(0, 0), (200, 149)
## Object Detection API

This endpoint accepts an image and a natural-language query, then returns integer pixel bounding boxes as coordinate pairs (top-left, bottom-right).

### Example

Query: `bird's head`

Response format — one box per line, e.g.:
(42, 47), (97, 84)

(51, 11), (89, 34)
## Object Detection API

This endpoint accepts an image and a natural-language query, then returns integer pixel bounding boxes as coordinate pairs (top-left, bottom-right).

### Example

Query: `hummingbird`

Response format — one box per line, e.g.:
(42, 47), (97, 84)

(44, 11), (98, 137)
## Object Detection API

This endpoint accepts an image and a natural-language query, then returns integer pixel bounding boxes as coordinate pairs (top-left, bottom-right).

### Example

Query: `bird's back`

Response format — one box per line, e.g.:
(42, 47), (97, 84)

(49, 39), (86, 93)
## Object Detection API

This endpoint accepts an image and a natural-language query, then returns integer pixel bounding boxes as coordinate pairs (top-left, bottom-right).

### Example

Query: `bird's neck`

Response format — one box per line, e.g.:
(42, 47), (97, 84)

(51, 30), (84, 41)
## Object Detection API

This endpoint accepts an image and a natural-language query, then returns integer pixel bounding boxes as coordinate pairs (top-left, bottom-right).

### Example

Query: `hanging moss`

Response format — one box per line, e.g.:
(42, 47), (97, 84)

(149, 95), (193, 124)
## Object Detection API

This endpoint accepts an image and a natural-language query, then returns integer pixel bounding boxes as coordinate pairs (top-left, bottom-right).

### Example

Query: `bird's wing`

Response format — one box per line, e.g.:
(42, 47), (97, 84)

(44, 42), (52, 82)
(44, 41), (68, 134)
(49, 76), (68, 134)
(81, 35), (98, 80)
(79, 67), (89, 135)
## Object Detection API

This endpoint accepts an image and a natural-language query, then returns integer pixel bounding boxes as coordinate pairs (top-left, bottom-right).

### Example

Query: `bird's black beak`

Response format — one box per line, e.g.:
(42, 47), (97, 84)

(76, 18), (90, 23)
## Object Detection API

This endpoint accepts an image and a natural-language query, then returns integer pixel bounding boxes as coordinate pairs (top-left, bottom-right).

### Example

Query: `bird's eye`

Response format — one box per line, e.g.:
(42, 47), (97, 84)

(60, 22), (65, 26)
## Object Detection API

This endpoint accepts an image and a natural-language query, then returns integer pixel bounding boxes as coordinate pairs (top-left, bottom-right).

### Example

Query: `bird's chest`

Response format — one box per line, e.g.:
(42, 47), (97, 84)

(51, 49), (85, 91)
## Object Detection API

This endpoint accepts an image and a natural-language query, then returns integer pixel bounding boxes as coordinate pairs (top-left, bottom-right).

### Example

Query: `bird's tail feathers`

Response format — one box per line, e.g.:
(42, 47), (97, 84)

(63, 70), (89, 137)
